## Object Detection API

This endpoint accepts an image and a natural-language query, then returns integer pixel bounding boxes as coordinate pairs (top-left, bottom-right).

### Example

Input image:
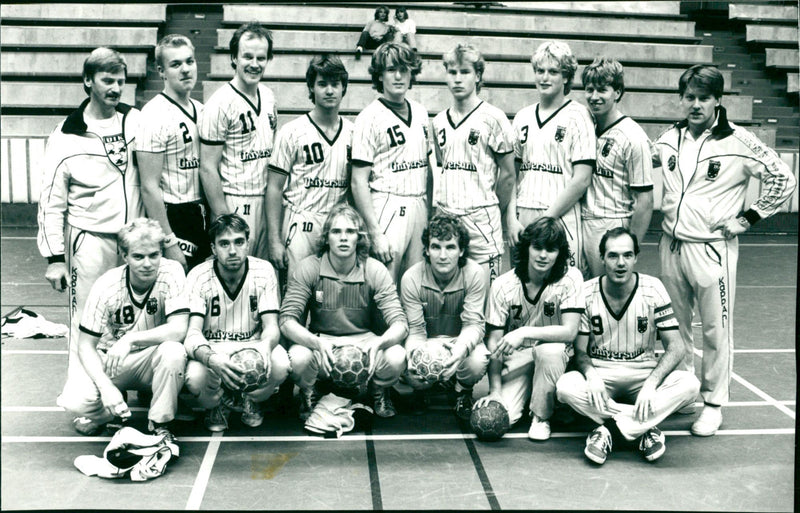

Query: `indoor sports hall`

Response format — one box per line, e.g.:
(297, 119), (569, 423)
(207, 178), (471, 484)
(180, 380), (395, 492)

(1, 2), (797, 510)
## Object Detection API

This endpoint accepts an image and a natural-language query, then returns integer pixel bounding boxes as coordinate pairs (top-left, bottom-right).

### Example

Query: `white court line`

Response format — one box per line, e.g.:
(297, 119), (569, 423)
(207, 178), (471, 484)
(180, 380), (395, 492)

(695, 347), (796, 420)
(185, 431), (223, 510)
(2, 428), (794, 444)
(4, 399), (793, 414)
(734, 349), (795, 353)
(1, 350), (67, 355)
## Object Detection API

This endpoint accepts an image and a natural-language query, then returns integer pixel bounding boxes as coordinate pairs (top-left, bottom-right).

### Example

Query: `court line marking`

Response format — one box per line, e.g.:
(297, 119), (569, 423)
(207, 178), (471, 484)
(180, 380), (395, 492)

(2, 350), (68, 355)
(364, 427), (383, 510)
(463, 433), (501, 510)
(4, 400), (794, 414)
(695, 347), (796, 420)
(185, 431), (222, 510)
(2, 428), (794, 443)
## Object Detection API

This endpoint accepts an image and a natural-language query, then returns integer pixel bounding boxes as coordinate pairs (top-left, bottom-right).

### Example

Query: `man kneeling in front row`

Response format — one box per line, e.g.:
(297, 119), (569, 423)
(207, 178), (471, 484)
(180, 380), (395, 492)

(183, 214), (290, 432)
(556, 227), (700, 464)
(58, 218), (189, 441)
(280, 204), (408, 419)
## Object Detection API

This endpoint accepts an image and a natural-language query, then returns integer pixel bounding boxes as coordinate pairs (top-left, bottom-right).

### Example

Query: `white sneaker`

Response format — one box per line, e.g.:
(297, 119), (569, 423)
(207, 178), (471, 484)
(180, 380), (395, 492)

(691, 406), (722, 436)
(527, 414), (551, 441)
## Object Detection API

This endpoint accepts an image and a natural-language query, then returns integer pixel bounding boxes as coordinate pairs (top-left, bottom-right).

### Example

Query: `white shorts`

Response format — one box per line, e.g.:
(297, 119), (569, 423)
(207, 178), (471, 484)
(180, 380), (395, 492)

(437, 204), (504, 264)
(282, 208), (328, 277)
(225, 194), (267, 259)
(372, 191), (427, 281)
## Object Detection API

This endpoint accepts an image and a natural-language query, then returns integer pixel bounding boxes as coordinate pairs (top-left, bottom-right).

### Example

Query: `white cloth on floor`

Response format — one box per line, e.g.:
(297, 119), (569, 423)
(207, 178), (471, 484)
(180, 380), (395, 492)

(304, 393), (373, 438)
(73, 427), (179, 481)
(1, 307), (68, 339)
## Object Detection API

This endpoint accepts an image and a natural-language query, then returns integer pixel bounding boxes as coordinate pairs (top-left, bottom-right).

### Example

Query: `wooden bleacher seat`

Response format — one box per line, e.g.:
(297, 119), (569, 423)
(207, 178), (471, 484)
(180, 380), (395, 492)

(209, 53), (734, 92)
(222, 5), (697, 41)
(729, 3), (799, 23)
(1, 82), (136, 109)
(202, 81), (753, 121)
(766, 48), (799, 70)
(746, 24), (799, 45)
(1, 26), (159, 49)
(788, 73), (799, 94)
(506, 2), (682, 16)
(216, 29), (714, 66)
(1, 52), (147, 78)
(0, 4), (166, 24)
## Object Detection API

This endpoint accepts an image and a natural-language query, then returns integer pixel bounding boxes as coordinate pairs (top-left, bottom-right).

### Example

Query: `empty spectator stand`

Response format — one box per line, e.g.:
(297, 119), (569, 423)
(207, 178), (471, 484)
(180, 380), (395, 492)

(0, 3), (165, 204)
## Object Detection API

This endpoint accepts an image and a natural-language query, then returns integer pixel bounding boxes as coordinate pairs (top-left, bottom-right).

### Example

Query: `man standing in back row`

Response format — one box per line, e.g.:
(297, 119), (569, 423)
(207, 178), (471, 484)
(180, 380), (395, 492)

(509, 41), (596, 272)
(199, 22), (278, 260)
(38, 47), (144, 388)
(654, 64), (795, 436)
(138, 34), (209, 271)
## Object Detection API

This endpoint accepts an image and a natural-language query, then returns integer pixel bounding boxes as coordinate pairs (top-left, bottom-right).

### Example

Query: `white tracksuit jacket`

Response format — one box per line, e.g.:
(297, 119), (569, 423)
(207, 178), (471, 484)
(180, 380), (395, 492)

(654, 106), (795, 242)
(37, 100), (144, 262)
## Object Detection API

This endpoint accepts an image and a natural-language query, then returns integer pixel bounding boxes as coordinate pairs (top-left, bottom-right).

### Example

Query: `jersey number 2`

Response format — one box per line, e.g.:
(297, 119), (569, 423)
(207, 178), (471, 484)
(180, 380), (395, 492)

(179, 122), (193, 144)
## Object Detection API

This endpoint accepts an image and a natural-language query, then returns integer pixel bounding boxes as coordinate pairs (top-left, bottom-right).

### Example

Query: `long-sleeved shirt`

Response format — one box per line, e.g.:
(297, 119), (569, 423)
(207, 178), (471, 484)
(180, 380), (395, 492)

(399, 259), (486, 351)
(654, 106), (796, 242)
(279, 253), (406, 336)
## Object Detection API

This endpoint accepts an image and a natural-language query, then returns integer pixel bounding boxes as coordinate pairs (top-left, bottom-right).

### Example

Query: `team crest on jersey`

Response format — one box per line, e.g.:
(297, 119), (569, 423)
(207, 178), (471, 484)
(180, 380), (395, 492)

(601, 139), (614, 157)
(637, 316), (648, 333)
(468, 128), (480, 145)
(543, 301), (555, 317)
(249, 295), (258, 312)
(554, 126), (566, 143)
(268, 113), (277, 130)
(707, 160), (720, 180)
(147, 298), (158, 315)
(668, 155), (676, 171)
(103, 134), (128, 168)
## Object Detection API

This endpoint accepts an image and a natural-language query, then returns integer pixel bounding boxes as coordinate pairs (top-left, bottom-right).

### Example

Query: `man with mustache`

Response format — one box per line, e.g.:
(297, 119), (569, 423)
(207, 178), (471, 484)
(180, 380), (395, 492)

(653, 65), (796, 437)
(138, 34), (209, 272)
(199, 22), (277, 260)
(38, 47), (145, 401)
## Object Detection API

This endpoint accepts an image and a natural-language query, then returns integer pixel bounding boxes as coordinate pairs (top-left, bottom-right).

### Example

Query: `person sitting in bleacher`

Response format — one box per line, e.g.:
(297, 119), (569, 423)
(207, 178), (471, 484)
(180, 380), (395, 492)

(390, 6), (417, 51)
(355, 5), (396, 60)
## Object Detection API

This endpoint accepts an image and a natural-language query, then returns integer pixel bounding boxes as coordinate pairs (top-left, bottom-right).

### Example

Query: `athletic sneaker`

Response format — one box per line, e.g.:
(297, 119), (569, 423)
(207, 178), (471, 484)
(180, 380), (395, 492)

(372, 386), (396, 418)
(691, 406), (722, 437)
(454, 389), (474, 420)
(527, 414), (551, 441)
(584, 425), (613, 465)
(72, 416), (106, 436)
(639, 427), (665, 462)
(221, 390), (244, 412)
(148, 420), (177, 444)
(241, 397), (264, 428)
(204, 405), (231, 432)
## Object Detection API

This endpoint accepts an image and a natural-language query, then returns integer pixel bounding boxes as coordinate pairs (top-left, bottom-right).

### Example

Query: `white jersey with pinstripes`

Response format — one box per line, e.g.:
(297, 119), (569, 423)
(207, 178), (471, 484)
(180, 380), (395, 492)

(198, 82), (277, 196)
(138, 93), (204, 203)
(431, 101), (515, 212)
(579, 273), (678, 362)
(583, 116), (654, 220)
(351, 98), (430, 196)
(186, 256), (280, 343)
(512, 100), (596, 209)
(269, 114), (353, 214)
(79, 258), (188, 353)
(486, 266), (584, 342)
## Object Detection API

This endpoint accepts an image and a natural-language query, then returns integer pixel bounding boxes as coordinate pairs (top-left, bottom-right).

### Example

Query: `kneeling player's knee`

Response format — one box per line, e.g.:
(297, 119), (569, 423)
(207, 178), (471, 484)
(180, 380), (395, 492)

(555, 371), (584, 403)
(382, 345), (407, 374)
(288, 345), (314, 371)
(155, 341), (188, 369)
(184, 361), (222, 408)
(270, 346), (291, 383)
